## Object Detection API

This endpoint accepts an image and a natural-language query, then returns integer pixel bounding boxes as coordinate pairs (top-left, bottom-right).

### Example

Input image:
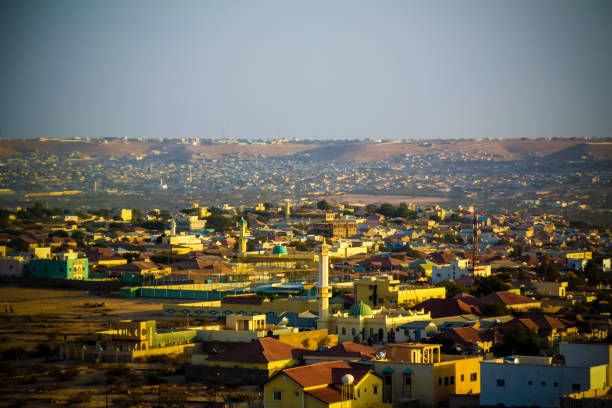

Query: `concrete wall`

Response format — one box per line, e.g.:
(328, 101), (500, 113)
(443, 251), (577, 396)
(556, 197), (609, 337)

(560, 343), (612, 385)
(480, 360), (599, 408)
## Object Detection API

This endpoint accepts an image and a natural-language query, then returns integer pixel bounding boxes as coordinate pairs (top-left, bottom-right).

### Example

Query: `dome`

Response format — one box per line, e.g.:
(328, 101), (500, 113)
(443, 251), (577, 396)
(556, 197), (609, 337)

(348, 300), (373, 317)
(341, 374), (354, 384)
(272, 245), (288, 255)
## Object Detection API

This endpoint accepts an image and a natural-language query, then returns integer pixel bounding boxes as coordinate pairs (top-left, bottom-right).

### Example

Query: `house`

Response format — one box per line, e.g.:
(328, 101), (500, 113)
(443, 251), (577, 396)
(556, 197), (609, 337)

(264, 360), (384, 408)
(365, 343), (482, 408)
(29, 251), (89, 280)
(502, 313), (576, 347)
(201, 337), (306, 378)
(480, 343), (611, 408)
(412, 298), (480, 318)
(354, 275), (446, 308)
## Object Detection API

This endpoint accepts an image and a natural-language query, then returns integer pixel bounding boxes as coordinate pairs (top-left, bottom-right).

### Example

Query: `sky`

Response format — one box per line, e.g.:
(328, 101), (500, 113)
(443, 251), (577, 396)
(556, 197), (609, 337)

(1, 0), (611, 140)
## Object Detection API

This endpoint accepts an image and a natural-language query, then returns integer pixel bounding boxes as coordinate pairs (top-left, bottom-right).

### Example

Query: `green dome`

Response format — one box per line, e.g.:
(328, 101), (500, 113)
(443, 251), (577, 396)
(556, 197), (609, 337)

(272, 245), (288, 255)
(348, 300), (373, 317)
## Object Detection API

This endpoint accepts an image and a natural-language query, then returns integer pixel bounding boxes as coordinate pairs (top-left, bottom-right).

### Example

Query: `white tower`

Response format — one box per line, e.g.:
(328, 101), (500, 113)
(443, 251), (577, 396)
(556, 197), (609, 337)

(170, 219), (176, 236)
(317, 240), (331, 330)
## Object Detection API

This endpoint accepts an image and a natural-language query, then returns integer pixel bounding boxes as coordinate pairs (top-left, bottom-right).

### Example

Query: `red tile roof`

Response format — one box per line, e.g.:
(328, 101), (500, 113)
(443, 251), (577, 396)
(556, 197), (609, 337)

(475, 291), (538, 306)
(413, 298), (480, 318)
(282, 361), (369, 389)
(305, 386), (343, 404)
(302, 342), (378, 361)
(207, 338), (304, 364)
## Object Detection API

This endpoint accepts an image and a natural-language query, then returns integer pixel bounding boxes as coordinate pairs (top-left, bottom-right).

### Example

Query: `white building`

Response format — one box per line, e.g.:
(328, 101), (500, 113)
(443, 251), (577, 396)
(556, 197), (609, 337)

(431, 258), (491, 284)
(480, 344), (611, 408)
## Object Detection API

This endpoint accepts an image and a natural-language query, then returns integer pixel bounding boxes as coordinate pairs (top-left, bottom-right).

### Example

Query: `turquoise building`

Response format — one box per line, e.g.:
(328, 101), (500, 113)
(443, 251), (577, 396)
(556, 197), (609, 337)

(29, 258), (89, 280)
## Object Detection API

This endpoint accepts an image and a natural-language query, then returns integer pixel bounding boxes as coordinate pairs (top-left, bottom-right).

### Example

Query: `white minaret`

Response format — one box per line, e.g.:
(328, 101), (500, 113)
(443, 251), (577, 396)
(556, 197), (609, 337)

(170, 219), (176, 236)
(317, 239), (331, 330)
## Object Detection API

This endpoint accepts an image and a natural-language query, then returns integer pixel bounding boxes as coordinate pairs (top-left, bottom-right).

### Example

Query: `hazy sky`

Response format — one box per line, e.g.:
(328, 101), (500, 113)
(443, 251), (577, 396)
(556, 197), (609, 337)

(1, 0), (611, 140)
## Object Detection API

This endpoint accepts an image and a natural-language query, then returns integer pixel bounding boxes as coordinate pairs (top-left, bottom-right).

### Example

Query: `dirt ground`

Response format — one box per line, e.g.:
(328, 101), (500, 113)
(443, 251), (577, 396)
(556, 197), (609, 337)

(0, 287), (259, 407)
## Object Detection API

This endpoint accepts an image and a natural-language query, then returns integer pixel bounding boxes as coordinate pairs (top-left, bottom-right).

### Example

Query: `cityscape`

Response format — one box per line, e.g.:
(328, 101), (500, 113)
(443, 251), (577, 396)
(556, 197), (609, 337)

(1, 1), (612, 408)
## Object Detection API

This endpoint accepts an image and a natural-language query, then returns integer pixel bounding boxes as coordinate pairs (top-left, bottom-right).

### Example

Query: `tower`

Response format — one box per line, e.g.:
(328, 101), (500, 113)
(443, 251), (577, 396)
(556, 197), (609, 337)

(284, 201), (291, 220)
(170, 219), (176, 236)
(237, 217), (248, 257)
(472, 213), (478, 275)
(317, 239), (332, 330)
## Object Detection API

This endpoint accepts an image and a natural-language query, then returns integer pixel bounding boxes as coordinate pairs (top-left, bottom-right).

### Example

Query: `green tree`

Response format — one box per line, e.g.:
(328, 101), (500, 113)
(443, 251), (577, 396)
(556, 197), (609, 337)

(583, 260), (601, 284)
(500, 325), (540, 356)
(317, 200), (333, 211)
(535, 259), (560, 281)
(471, 275), (511, 297)
(440, 280), (469, 298)
(480, 302), (510, 317)
(205, 214), (234, 231)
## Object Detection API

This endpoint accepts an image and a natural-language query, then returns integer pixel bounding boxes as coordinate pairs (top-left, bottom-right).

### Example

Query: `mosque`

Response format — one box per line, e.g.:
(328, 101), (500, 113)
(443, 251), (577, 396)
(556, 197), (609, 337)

(316, 241), (430, 344)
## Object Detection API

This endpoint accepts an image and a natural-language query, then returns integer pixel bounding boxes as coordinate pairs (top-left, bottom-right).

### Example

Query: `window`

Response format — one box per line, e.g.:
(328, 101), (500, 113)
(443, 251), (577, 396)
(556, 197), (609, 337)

(342, 327), (346, 335)
(554, 382), (558, 387)
(496, 379), (505, 387)
(444, 377), (449, 386)
(542, 382), (546, 387)
(351, 328), (356, 336)
(357, 389), (360, 398)
(470, 373), (477, 382)
(370, 328), (374, 336)
(294, 391), (299, 397)
(438, 378), (442, 386)
(572, 384), (581, 391)
(450, 376), (455, 385)
(528, 381), (533, 386)
(405, 375), (412, 386)
(373, 384), (378, 395)
(364, 387), (366, 393)
(461, 374), (465, 382)
(273, 391), (281, 401)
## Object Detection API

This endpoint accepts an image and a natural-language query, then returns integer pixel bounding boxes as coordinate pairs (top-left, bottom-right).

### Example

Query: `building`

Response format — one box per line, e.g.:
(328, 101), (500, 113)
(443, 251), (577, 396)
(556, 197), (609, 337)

(264, 360), (384, 408)
(174, 215), (207, 232)
(29, 251), (89, 280)
(364, 343), (482, 408)
(354, 275), (446, 308)
(534, 281), (568, 297)
(161, 233), (204, 251)
(431, 258), (491, 284)
(61, 320), (197, 361)
(311, 220), (358, 239)
(199, 337), (305, 378)
(480, 345), (610, 408)
(329, 301), (431, 343)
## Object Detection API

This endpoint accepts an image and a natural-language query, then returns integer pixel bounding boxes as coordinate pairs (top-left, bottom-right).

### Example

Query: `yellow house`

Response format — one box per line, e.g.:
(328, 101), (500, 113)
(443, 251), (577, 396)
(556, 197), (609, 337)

(366, 343), (481, 408)
(264, 360), (386, 408)
(354, 275), (445, 308)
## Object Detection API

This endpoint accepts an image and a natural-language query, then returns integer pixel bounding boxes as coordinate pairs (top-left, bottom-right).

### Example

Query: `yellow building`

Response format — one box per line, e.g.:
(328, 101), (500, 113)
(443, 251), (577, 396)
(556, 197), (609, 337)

(354, 275), (446, 308)
(367, 343), (482, 408)
(328, 300), (431, 343)
(120, 209), (132, 222)
(165, 296), (344, 317)
(264, 360), (386, 408)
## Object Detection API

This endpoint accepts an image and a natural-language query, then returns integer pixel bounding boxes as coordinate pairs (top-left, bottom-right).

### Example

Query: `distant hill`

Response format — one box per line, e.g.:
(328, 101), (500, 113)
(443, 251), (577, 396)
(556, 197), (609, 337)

(0, 138), (609, 162)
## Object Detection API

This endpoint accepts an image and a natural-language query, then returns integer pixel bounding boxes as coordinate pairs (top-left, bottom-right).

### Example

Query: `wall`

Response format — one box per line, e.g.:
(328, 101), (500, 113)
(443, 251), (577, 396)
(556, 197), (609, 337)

(277, 329), (338, 350)
(0, 258), (25, 277)
(560, 343), (612, 385)
(480, 360), (599, 408)
(264, 374), (303, 408)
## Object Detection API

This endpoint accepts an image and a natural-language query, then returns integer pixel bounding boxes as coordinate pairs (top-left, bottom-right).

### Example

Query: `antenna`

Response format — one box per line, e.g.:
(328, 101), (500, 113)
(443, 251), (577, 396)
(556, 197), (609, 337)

(472, 212), (478, 275)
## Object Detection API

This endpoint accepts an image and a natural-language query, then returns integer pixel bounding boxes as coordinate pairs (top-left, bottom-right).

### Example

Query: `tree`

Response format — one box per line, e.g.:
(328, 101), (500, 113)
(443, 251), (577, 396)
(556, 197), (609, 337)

(317, 200), (332, 211)
(583, 260), (601, 284)
(440, 280), (469, 299)
(205, 214), (234, 232)
(471, 276), (511, 297)
(500, 325), (540, 356)
(535, 259), (560, 281)
(480, 302), (510, 317)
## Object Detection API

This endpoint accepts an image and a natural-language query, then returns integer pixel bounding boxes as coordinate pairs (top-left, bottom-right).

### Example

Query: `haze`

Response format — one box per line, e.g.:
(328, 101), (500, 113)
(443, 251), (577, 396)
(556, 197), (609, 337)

(1, 0), (611, 140)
